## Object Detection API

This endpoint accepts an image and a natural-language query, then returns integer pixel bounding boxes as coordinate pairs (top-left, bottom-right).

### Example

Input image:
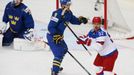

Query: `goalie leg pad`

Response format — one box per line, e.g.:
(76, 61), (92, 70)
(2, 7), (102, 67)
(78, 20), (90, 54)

(13, 38), (46, 51)
(0, 35), (3, 47)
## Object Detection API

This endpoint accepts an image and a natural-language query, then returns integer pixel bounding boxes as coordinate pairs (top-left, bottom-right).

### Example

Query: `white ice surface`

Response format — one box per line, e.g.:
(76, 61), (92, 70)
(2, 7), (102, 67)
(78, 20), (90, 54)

(0, 40), (134, 75)
(0, 0), (134, 75)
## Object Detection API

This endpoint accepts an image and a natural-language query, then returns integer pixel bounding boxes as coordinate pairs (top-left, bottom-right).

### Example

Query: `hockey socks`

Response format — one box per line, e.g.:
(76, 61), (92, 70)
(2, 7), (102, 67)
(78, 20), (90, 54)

(51, 71), (58, 75)
(52, 58), (62, 73)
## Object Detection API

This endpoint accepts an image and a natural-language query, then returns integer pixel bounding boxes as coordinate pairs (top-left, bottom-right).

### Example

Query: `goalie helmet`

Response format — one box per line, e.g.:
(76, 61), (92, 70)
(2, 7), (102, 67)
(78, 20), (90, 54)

(60, 0), (71, 5)
(92, 17), (101, 24)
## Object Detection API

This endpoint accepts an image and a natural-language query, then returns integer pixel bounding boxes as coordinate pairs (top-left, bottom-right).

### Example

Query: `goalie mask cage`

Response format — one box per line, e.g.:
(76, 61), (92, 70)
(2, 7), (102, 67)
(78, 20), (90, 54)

(56, 0), (134, 40)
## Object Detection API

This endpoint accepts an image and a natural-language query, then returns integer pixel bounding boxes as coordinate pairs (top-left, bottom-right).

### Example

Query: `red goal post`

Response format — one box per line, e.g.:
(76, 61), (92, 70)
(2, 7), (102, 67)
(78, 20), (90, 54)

(55, 0), (134, 40)
(56, 0), (107, 30)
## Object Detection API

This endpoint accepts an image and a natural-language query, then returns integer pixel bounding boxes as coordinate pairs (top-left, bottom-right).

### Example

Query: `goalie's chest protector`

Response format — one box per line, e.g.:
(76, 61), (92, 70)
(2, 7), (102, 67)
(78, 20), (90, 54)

(4, 2), (28, 32)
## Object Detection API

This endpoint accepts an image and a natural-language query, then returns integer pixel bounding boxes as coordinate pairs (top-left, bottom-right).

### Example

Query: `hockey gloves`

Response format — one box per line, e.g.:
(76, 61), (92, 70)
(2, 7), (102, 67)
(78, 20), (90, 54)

(77, 35), (92, 46)
(77, 38), (92, 46)
(0, 22), (7, 34)
(53, 34), (63, 44)
(23, 28), (34, 41)
(78, 16), (88, 24)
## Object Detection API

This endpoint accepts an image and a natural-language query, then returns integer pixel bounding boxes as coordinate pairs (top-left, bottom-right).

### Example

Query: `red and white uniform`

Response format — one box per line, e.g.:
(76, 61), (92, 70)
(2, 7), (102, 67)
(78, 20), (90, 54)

(77, 27), (118, 72)
(88, 27), (117, 56)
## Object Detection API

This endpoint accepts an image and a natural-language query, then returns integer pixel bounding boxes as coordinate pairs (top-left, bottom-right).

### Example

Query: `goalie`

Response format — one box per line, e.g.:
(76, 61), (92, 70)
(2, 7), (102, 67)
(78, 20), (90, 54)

(77, 17), (118, 75)
(0, 0), (34, 46)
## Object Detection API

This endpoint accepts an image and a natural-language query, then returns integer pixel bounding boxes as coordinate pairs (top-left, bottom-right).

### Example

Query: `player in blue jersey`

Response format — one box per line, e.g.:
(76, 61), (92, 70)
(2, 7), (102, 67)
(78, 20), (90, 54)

(47, 0), (88, 75)
(0, 0), (34, 46)
(77, 17), (118, 75)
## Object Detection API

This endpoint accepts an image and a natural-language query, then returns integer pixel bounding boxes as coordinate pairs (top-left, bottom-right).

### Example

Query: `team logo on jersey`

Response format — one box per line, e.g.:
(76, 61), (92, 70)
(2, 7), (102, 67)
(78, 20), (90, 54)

(11, 20), (16, 25)
(8, 15), (13, 19)
(14, 16), (19, 21)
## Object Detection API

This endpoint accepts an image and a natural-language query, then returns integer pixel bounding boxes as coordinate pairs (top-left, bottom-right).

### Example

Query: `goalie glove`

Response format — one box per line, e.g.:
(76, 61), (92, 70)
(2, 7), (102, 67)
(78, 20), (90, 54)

(53, 34), (63, 44)
(23, 28), (34, 41)
(0, 22), (7, 34)
(78, 16), (88, 24)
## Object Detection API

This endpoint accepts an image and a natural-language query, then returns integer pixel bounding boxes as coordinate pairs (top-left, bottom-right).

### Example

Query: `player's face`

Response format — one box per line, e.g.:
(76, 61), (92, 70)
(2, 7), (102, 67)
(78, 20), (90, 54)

(93, 23), (101, 31)
(14, 0), (23, 6)
(61, 3), (71, 11)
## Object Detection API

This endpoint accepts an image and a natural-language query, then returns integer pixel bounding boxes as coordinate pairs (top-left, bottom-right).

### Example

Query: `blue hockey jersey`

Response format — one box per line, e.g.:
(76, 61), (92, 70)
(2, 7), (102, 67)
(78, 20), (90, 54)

(48, 9), (81, 35)
(2, 2), (34, 33)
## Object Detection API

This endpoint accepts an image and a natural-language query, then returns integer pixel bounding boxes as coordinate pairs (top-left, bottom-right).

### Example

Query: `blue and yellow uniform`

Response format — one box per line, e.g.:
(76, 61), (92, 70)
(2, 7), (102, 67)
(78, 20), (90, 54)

(47, 8), (85, 73)
(2, 2), (34, 46)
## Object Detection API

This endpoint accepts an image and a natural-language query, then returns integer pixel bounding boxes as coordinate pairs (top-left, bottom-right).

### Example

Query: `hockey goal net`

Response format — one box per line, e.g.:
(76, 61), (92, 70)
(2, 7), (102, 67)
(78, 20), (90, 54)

(56, 0), (134, 40)
(0, 0), (134, 40)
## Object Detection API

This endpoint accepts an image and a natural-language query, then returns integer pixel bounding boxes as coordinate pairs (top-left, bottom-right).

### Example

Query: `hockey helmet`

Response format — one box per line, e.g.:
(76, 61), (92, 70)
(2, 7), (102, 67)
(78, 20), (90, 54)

(60, 0), (71, 5)
(92, 17), (101, 24)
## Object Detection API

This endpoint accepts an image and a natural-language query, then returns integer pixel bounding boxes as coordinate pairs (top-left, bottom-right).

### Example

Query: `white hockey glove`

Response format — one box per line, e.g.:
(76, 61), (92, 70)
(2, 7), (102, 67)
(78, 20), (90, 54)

(0, 22), (7, 34)
(23, 28), (34, 41)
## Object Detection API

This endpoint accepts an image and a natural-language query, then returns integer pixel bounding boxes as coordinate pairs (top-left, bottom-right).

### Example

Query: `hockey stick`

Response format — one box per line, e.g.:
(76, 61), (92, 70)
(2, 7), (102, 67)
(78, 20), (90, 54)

(43, 41), (91, 75)
(67, 50), (91, 75)
(64, 22), (92, 56)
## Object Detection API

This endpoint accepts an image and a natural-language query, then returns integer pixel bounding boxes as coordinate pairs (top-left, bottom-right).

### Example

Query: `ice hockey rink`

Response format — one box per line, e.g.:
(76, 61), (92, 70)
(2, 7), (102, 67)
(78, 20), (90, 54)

(0, 0), (134, 75)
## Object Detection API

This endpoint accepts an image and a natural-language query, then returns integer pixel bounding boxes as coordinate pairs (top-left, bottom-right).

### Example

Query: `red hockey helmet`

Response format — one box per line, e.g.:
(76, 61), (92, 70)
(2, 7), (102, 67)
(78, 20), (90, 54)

(92, 17), (101, 24)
